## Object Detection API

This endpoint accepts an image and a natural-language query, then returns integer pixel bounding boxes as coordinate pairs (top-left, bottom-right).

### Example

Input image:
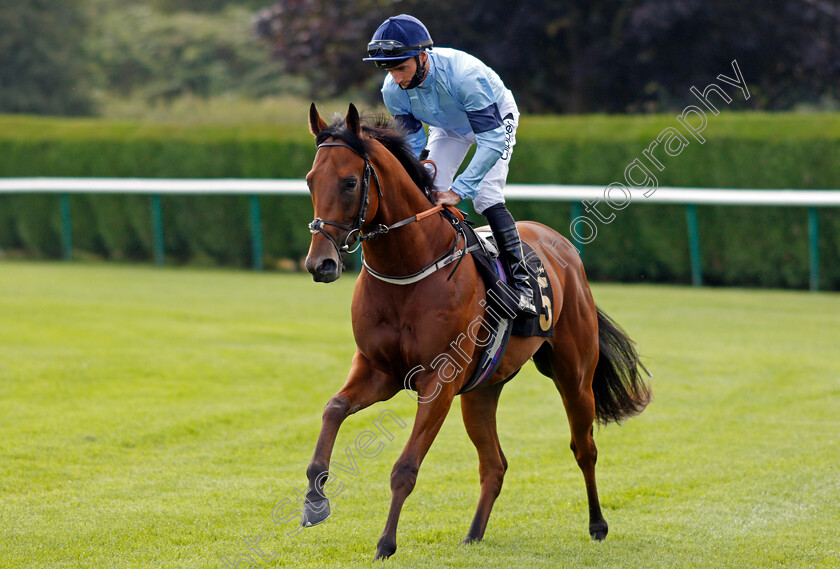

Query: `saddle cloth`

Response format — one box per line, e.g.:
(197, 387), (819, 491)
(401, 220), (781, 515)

(457, 224), (554, 394)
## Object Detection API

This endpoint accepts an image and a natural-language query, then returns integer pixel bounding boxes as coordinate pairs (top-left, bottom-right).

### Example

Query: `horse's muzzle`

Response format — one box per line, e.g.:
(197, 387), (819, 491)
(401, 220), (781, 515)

(306, 256), (341, 283)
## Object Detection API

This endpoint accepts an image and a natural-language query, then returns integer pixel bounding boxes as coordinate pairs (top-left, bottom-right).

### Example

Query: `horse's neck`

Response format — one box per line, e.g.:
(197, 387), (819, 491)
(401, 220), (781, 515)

(362, 154), (455, 275)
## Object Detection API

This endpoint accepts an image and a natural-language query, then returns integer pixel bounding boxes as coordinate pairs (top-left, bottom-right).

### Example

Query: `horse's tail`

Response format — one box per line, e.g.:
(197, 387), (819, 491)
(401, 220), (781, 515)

(592, 307), (652, 425)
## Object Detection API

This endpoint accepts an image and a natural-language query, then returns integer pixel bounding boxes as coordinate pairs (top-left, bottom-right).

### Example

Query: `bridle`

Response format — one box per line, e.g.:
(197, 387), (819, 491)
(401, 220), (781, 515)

(308, 140), (482, 284)
(308, 141), (383, 258)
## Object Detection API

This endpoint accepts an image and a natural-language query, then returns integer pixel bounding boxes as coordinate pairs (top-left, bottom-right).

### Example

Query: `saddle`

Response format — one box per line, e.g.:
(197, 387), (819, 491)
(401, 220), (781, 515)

(456, 220), (554, 394)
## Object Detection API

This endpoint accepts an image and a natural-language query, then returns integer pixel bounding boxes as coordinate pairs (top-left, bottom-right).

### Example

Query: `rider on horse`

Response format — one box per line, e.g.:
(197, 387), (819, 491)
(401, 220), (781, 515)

(364, 14), (538, 317)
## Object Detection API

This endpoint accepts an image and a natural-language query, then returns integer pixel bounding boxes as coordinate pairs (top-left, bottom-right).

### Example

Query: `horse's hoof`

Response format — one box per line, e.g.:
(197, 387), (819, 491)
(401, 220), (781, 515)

(373, 538), (397, 561)
(301, 498), (330, 527)
(460, 536), (482, 546)
(589, 520), (608, 541)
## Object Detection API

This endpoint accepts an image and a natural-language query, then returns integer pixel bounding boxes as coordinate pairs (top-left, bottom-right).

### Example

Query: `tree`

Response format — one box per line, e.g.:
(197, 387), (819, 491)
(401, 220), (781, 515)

(89, 5), (287, 101)
(253, 0), (840, 113)
(599, 0), (840, 112)
(253, 0), (396, 100)
(149, 0), (266, 13)
(0, 0), (94, 115)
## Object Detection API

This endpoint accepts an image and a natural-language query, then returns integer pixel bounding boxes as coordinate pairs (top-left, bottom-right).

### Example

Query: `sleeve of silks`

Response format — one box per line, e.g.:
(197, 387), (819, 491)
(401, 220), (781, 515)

(450, 70), (504, 199)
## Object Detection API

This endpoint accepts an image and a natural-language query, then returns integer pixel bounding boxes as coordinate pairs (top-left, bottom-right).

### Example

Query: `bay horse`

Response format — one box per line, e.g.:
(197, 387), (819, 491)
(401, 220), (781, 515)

(301, 103), (650, 560)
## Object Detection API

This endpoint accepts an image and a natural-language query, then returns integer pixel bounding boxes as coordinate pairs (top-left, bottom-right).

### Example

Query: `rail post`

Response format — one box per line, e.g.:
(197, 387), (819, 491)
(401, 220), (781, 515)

(570, 201), (584, 259)
(808, 207), (820, 292)
(249, 194), (264, 272)
(59, 193), (73, 261)
(686, 204), (703, 287)
(150, 195), (165, 266)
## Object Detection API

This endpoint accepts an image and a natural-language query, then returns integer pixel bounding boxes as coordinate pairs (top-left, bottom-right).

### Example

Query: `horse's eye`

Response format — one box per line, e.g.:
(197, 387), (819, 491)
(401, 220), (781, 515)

(345, 179), (358, 190)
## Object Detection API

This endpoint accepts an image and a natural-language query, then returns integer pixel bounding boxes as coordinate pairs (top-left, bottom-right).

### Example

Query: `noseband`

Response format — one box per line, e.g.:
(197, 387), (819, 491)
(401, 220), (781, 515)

(308, 141), (383, 257)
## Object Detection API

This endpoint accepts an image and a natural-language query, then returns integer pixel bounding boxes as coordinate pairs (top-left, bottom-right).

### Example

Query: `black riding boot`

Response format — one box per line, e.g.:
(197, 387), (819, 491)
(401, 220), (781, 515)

(483, 204), (538, 317)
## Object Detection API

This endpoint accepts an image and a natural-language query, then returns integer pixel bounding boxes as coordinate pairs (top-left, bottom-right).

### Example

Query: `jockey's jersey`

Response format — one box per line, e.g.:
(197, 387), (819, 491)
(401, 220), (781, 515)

(381, 47), (518, 200)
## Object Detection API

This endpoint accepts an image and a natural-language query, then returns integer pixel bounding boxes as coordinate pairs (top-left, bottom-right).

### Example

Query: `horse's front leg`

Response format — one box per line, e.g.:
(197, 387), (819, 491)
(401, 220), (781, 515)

(374, 375), (456, 560)
(303, 352), (400, 527)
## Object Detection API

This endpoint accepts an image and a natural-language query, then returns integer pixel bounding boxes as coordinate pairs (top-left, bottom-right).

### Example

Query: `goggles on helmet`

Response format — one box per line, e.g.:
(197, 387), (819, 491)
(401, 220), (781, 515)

(367, 39), (432, 62)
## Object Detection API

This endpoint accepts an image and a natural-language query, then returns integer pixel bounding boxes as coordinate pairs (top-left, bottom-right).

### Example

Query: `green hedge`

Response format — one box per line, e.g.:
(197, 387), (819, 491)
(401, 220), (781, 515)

(1, 112), (839, 289)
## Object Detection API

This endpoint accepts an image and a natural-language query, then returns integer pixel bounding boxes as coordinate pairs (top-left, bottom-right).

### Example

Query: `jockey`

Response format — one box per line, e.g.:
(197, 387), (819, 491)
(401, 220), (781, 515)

(363, 14), (538, 317)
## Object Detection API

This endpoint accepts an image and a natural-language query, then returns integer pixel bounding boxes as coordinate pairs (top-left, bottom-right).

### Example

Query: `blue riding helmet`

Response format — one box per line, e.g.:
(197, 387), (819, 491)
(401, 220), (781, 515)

(363, 14), (433, 69)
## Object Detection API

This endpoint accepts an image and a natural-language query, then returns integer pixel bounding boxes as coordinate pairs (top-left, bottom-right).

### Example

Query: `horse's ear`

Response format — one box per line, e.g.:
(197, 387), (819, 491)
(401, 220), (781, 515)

(309, 102), (327, 136)
(346, 103), (361, 136)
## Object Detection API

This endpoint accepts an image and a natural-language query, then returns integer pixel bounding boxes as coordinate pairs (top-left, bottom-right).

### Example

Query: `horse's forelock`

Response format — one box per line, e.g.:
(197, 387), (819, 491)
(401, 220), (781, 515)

(314, 119), (366, 155)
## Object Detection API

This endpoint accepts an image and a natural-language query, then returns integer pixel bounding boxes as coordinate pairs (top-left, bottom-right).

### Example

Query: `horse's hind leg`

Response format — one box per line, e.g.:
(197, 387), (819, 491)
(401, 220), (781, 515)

(537, 341), (608, 540)
(460, 381), (507, 544)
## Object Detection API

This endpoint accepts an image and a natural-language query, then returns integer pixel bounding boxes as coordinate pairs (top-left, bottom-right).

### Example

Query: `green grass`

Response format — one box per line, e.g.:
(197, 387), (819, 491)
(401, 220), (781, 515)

(520, 110), (840, 141)
(4, 107), (840, 141)
(97, 94), (378, 128)
(0, 96), (370, 142)
(1, 262), (838, 568)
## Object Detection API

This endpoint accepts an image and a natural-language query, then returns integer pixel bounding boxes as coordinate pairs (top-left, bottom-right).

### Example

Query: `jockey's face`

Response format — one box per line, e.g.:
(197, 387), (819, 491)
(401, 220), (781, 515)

(388, 52), (427, 89)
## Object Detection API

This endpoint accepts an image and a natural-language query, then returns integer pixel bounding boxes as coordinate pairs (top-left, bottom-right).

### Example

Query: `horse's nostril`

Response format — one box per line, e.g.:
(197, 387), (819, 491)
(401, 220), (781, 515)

(317, 259), (337, 275)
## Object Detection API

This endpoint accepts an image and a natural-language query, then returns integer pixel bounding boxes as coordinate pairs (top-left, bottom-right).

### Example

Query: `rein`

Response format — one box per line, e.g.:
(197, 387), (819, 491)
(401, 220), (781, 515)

(309, 141), (474, 285)
(362, 217), (483, 286)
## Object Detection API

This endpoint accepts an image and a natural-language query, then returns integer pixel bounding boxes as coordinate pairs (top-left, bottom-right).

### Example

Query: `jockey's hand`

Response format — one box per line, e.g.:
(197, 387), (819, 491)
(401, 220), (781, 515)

(433, 189), (462, 206)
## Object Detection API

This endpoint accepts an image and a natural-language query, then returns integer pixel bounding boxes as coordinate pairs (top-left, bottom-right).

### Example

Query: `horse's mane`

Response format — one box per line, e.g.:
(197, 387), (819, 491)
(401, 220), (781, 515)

(315, 115), (435, 202)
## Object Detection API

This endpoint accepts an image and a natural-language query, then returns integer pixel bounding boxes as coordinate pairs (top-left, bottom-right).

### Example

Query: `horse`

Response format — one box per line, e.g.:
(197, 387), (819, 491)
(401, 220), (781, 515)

(301, 102), (651, 560)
